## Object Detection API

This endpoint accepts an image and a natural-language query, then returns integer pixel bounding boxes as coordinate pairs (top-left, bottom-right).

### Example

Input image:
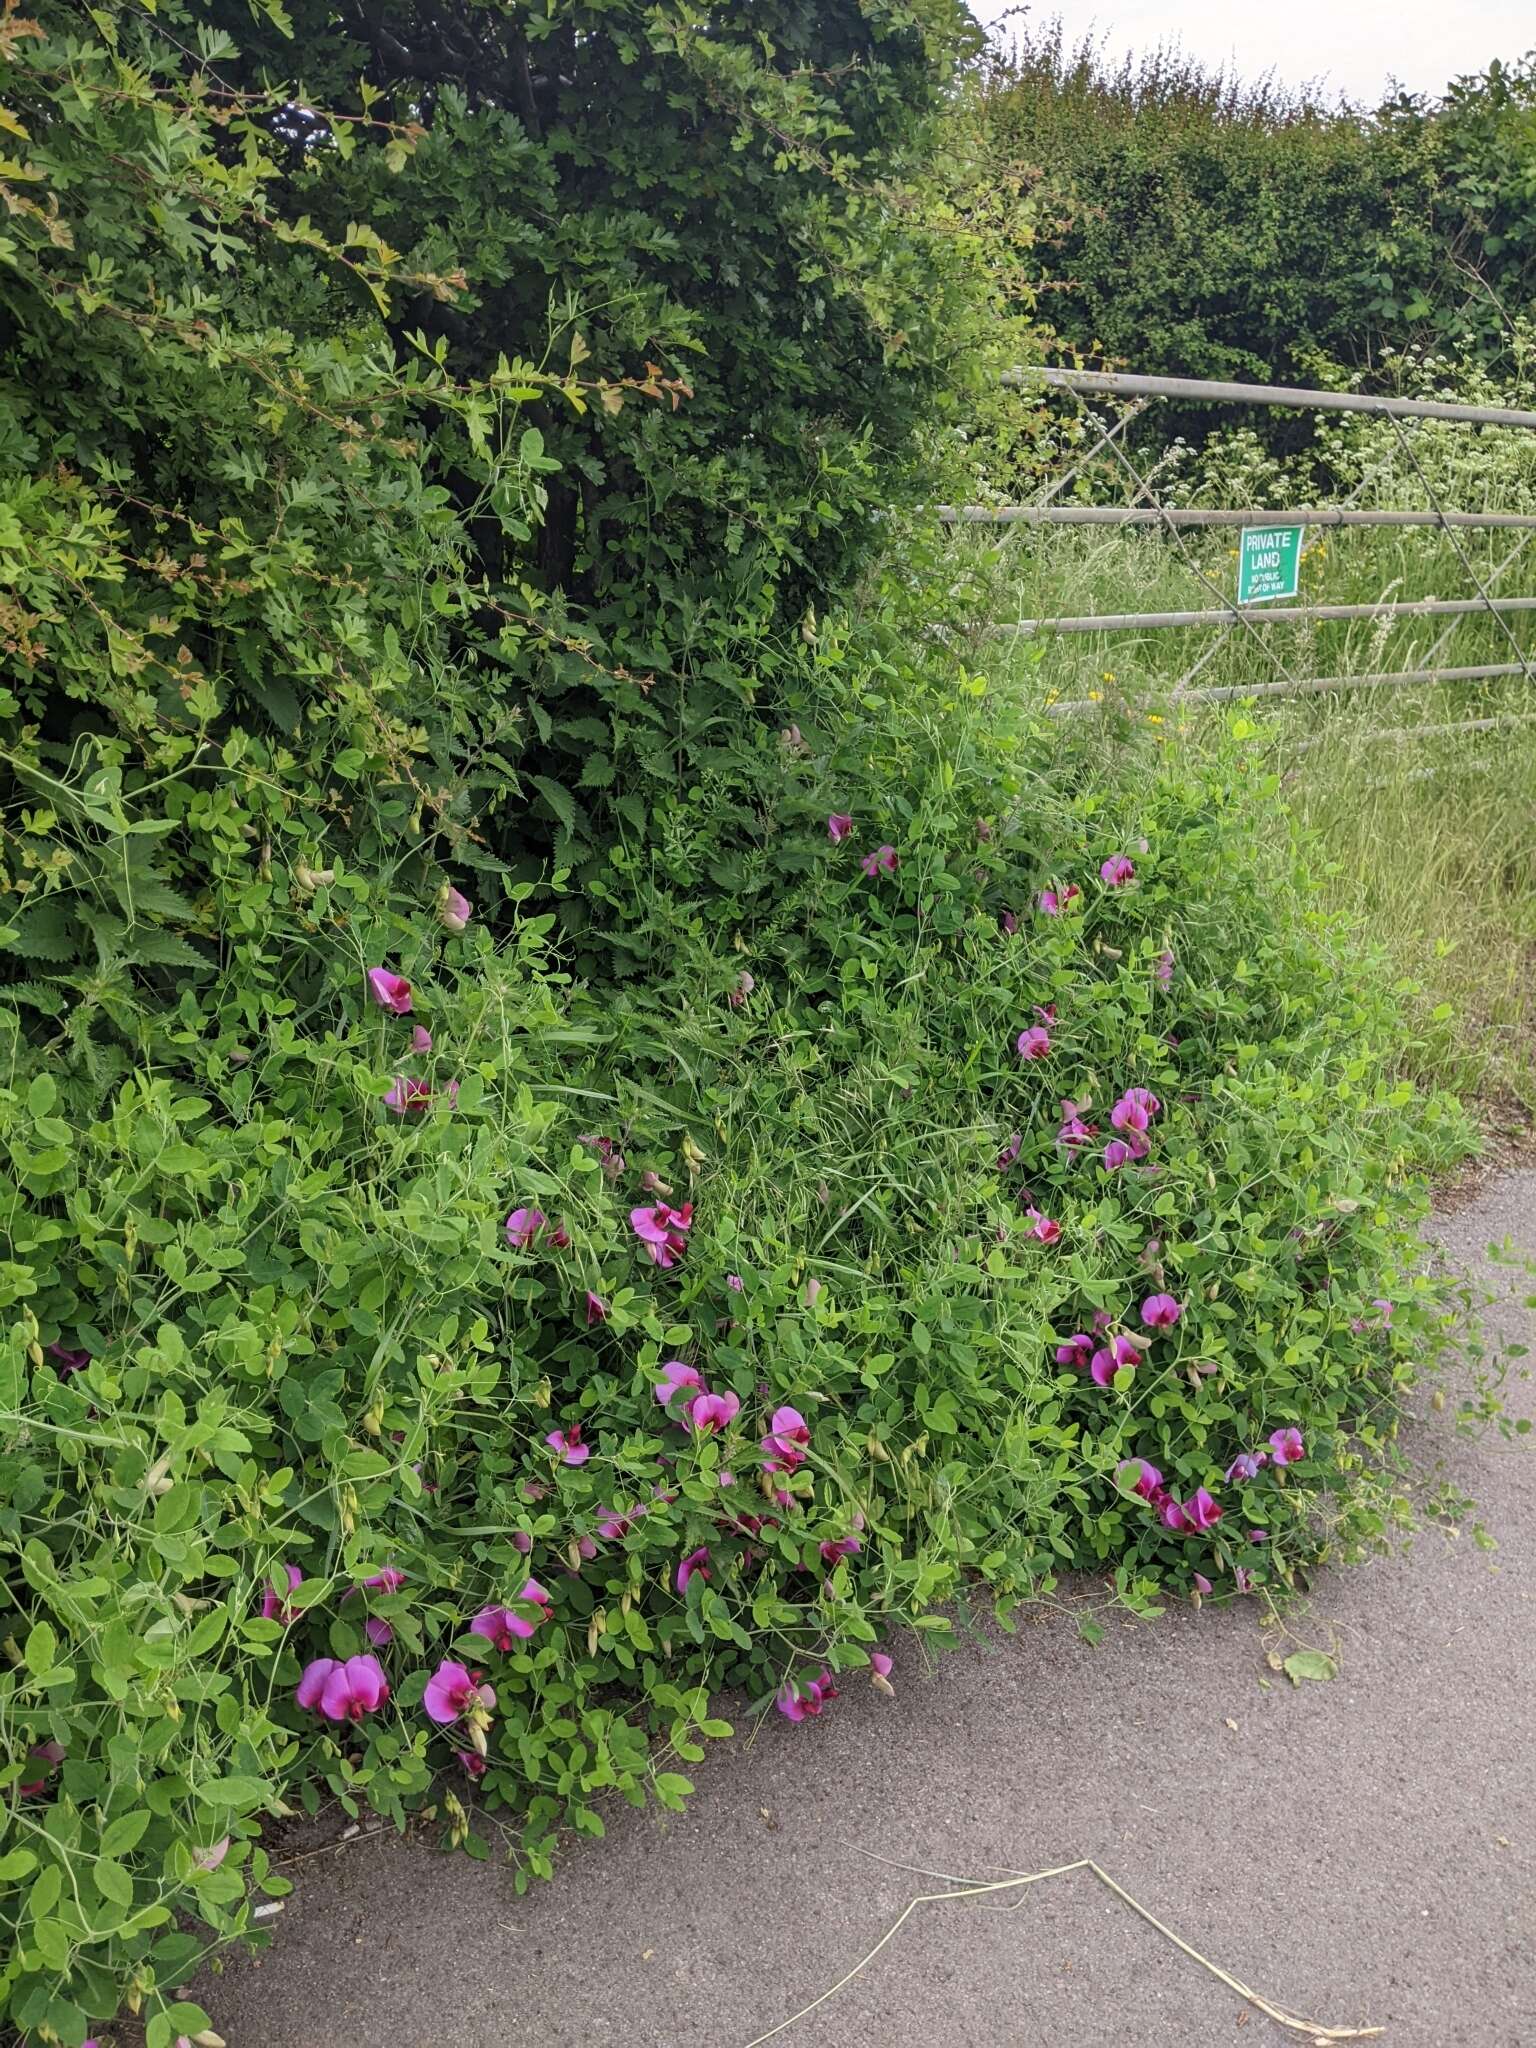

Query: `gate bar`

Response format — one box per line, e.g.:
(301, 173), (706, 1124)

(1043, 661), (1529, 717)
(1006, 366), (1536, 431)
(994, 595), (1536, 635)
(941, 505), (1536, 531)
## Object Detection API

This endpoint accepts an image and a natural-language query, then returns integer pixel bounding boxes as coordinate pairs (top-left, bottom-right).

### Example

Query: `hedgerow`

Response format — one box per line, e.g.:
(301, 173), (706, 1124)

(0, 4), (1484, 2044)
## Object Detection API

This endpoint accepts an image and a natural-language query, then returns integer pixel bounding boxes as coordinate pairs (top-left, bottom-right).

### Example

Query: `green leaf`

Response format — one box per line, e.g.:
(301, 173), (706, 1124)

(23, 1620), (57, 1674)
(1283, 1650), (1338, 1686)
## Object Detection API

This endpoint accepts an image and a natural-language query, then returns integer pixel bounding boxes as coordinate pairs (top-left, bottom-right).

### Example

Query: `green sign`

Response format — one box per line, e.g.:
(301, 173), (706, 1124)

(1237, 523), (1305, 604)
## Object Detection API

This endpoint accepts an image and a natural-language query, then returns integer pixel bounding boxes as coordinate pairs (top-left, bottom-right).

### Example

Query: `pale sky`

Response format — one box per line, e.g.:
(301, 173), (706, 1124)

(970, 2), (1535, 107)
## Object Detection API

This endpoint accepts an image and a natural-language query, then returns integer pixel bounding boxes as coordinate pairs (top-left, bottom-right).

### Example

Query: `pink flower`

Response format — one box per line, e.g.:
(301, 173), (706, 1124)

(777, 1669), (839, 1722)
(1249, 1528), (1269, 1543)
(1058, 1106), (1098, 1150)
(859, 844), (898, 878)
(47, 1341), (90, 1377)
(468, 1583), (552, 1653)
(1103, 1134), (1148, 1170)
(192, 1836), (231, 1873)
(1111, 1097), (1150, 1135)
(819, 1534), (863, 1566)
(1122, 1086), (1161, 1117)
(1025, 1207), (1061, 1245)
(1226, 1451), (1268, 1482)
(1233, 1565), (1254, 1594)
(630, 1201), (693, 1269)
(1038, 885), (1080, 916)
(728, 970), (756, 1009)
(367, 968), (413, 1015)
(1268, 1426), (1305, 1466)
(546, 1425), (590, 1466)
(762, 1404), (811, 1472)
(1100, 856), (1135, 887)
(827, 813), (853, 843)
(687, 1389), (740, 1435)
(1373, 1298), (1394, 1326)
(1091, 1309), (1114, 1332)
(1193, 1572), (1213, 1596)
(597, 1502), (643, 1541)
(677, 1547), (711, 1593)
(585, 1290), (609, 1325)
(440, 886), (473, 934)
(1140, 1292), (1181, 1328)
(384, 1075), (455, 1115)
(511, 1531), (533, 1554)
(1116, 1457), (1163, 1501)
(1158, 1494), (1191, 1532)
(18, 1740), (65, 1797)
(726, 1272), (745, 1293)
(869, 1650), (895, 1697)
(260, 1563), (303, 1623)
(1155, 950), (1175, 986)
(456, 1749), (487, 1778)
(1090, 1334), (1141, 1387)
(296, 1654), (390, 1723)
(654, 1359), (705, 1408)
(545, 1221), (571, 1251)
(504, 1205), (547, 1250)
(423, 1659), (497, 1725)
(1182, 1487), (1223, 1531)
(997, 1130), (1023, 1169)
(1056, 1333), (1095, 1371)
(1001, 909), (1019, 934)
(410, 1024), (433, 1053)
(1016, 1025), (1051, 1060)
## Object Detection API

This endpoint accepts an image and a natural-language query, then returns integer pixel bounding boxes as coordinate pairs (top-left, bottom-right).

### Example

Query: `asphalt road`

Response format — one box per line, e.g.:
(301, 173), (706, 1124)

(194, 1175), (1536, 2048)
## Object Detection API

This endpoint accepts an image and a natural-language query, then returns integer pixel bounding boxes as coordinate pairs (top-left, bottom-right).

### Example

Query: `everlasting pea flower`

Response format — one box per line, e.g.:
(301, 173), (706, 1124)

(1122, 1087), (1161, 1117)
(18, 1740), (65, 1797)
(1103, 1134), (1148, 1170)
(762, 1405), (811, 1472)
(597, 1503), (644, 1541)
(1193, 1572), (1213, 1596)
(1226, 1451), (1268, 1482)
(456, 1749), (487, 1779)
(586, 1290), (609, 1325)
(1140, 1293), (1181, 1329)
(47, 1341), (90, 1377)
(676, 1547), (711, 1593)
(726, 1272), (745, 1292)
(260, 1563), (303, 1624)
(654, 1359), (705, 1408)
(1234, 1565), (1255, 1593)
(827, 813), (853, 843)
(1058, 1109), (1097, 1151)
(1016, 1025), (1051, 1060)
(468, 1584), (551, 1652)
(1116, 1458), (1163, 1501)
(504, 1206), (547, 1251)
(296, 1653), (390, 1723)
(1038, 885), (1080, 916)
(777, 1670), (838, 1723)
(1000, 909), (1019, 935)
(1182, 1487), (1223, 1531)
(1158, 1494), (1191, 1533)
(1155, 950), (1175, 987)
(1026, 1208), (1061, 1246)
(384, 1075), (454, 1115)
(996, 1130), (1023, 1170)
(440, 885), (473, 934)
(546, 1221), (572, 1251)
(869, 1650), (895, 1698)
(1090, 1335), (1140, 1388)
(367, 968), (413, 1015)
(1110, 1096), (1150, 1135)
(728, 970), (756, 1009)
(1100, 855), (1135, 887)
(546, 1425), (590, 1466)
(410, 1024), (433, 1053)
(688, 1389), (741, 1435)
(192, 1837), (232, 1874)
(1373, 1298), (1395, 1326)
(1055, 1333), (1095, 1371)
(630, 1200), (693, 1269)
(819, 1534), (862, 1566)
(423, 1659), (497, 1725)
(859, 844), (898, 878)
(1268, 1426), (1305, 1466)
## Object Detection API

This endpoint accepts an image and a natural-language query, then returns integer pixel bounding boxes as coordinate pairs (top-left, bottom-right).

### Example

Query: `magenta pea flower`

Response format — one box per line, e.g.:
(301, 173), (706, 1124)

(1158, 1494), (1191, 1532)
(1016, 1025), (1050, 1060)
(1268, 1426), (1305, 1466)
(1092, 1308), (1114, 1332)
(504, 1206), (547, 1250)
(423, 1659), (497, 1725)
(1111, 1097), (1150, 1136)
(410, 1024), (433, 1054)
(726, 1272), (745, 1293)
(1182, 1487), (1223, 1531)
(996, 1131), (1023, 1169)
(440, 885), (473, 934)
(676, 1547), (711, 1593)
(367, 968), (413, 1015)
(456, 1749), (487, 1779)
(1058, 1104), (1097, 1150)
(1100, 855), (1135, 887)
(384, 1075), (453, 1115)
(585, 1290), (609, 1325)
(1103, 1134), (1148, 1170)
(1025, 1207), (1061, 1246)
(1001, 909), (1019, 935)
(546, 1425), (590, 1467)
(630, 1200), (693, 1269)
(819, 1534), (862, 1566)
(467, 1583), (550, 1652)
(18, 1740), (66, 1797)
(1140, 1293), (1181, 1329)
(762, 1404), (811, 1472)
(827, 813), (853, 844)
(860, 844), (898, 878)
(546, 1221), (571, 1251)
(1234, 1565), (1255, 1594)
(1038, 885), (1080, 916)
(1116, 1457), (1162, 1501)
(655, 1359), (705, 1408)
(1373, 1298), (1394, 1326)
(777, 1669), (838, 1722)
(260, 1563), (303, 1623)
(687, 1389), (740, 1435)
(869, 1651), (895, 1697)
(1155, 950), (1174, 987)
(596, 1503), (643, 1541)
(1055, 1333), (1095, 1371)
(1090, 1334), (1140, 1387)
(1122, 1086), (1161, 1117)
(47, 1341), (90, 1377)
(296, 1654), (390, 1724)
(1193, 1572), (1213, 1596)
(1226, 1450), (1267, 1482)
